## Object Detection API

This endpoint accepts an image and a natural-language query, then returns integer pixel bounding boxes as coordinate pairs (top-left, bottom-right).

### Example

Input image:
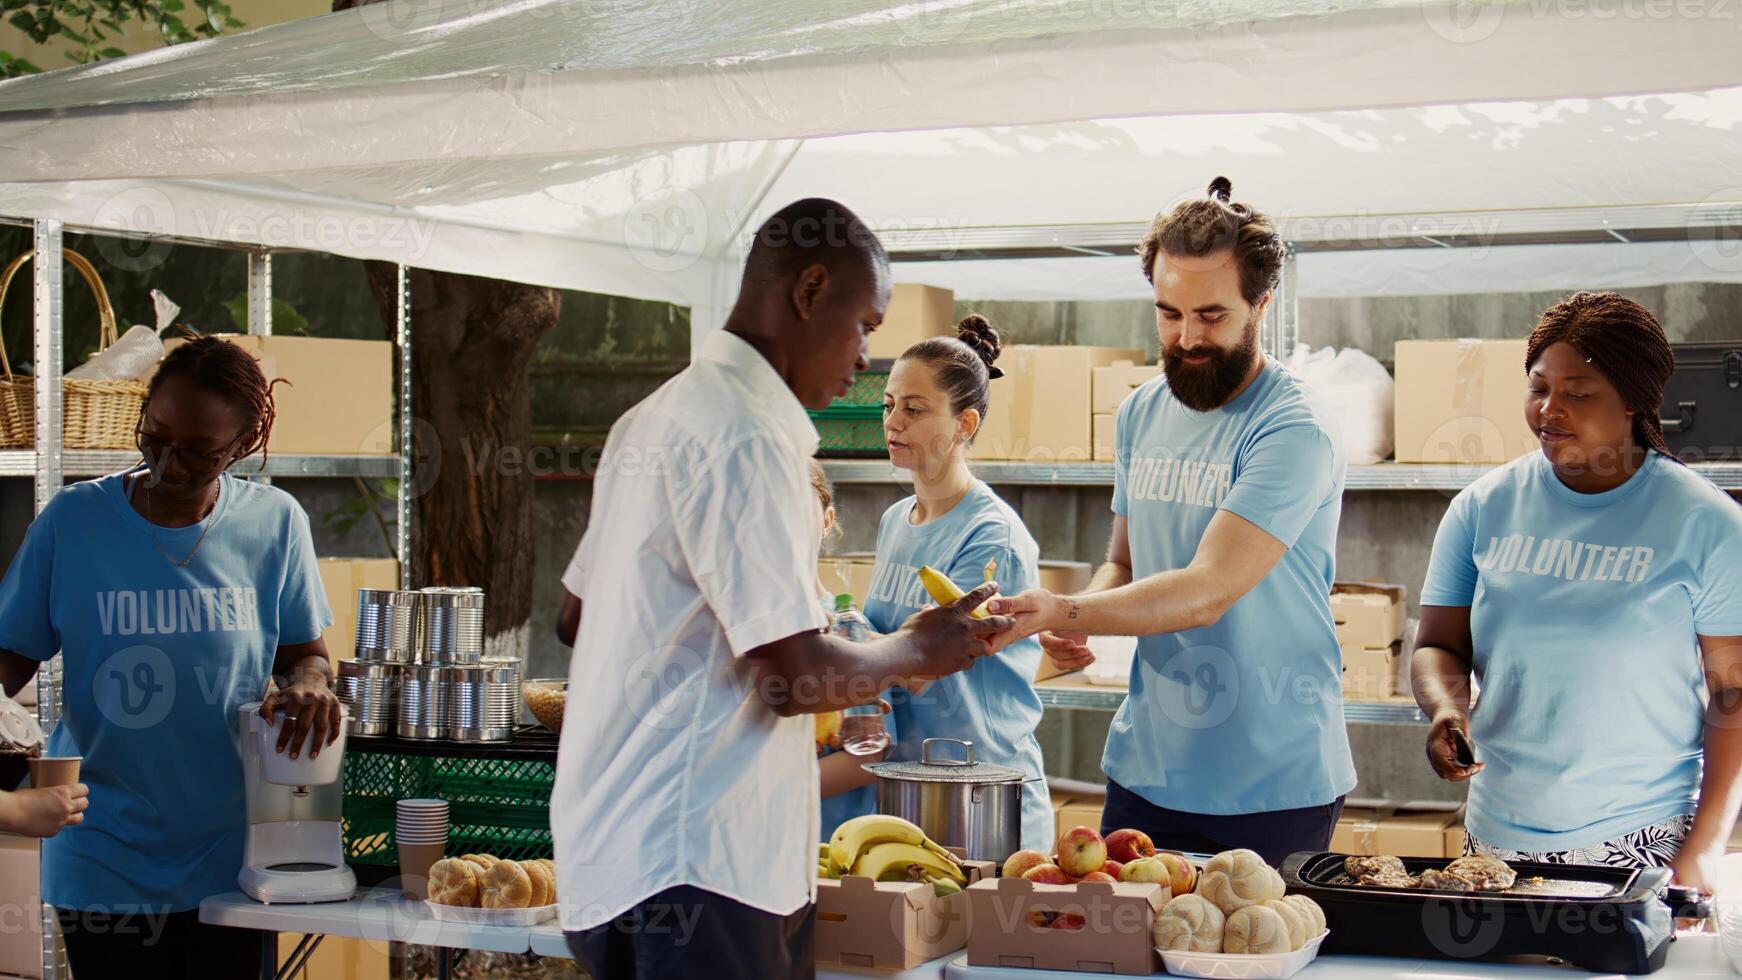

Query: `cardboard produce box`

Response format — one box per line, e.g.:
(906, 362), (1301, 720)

(973, 346), (1145, 462)
(869, 284), (955, 360)
(966, 877), (1167, 975)
(1091, 361), (1161, 415)
(317, 558), (400, 667)
(815, 854), (995, 969)
(163, 334), (394, 456)
(0, 835), (42, 979)
(817, 556), (876, 607)
(1331, 581), (1408, 649)
(1341, 640), (1402, 701)
(1333, 807), (1464, 858)
(1034, 560), (1094, 682)
(1394, 339), (1536, 464)
(1092, 414), (1115, 462)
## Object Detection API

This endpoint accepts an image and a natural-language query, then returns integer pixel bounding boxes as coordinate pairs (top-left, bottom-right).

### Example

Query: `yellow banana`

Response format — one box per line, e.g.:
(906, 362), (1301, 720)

(818, 861), (840, 880)
(918, 566), (988, 619)
(828, 814), (964, 873)
(851, 841), (968, 885)
(926, 873), (964, 897)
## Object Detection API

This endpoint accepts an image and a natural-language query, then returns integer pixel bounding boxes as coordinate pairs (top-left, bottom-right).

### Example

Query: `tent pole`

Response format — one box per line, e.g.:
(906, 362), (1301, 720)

(395, 264), (413, 588)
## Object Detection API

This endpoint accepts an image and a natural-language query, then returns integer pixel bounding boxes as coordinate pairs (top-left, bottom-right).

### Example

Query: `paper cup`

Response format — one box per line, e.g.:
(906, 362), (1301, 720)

(398, 840), (447, 900)
(28, 756), (80, 788)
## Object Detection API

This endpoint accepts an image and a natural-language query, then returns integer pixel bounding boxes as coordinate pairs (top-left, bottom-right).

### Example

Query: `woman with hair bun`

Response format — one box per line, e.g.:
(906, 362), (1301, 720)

(1413, 292), (1742, 892)
(821, 313), (1052, 850)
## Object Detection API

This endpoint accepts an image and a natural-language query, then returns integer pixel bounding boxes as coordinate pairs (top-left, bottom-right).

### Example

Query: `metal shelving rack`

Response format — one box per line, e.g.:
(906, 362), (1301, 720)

(2, 216), (415, 980)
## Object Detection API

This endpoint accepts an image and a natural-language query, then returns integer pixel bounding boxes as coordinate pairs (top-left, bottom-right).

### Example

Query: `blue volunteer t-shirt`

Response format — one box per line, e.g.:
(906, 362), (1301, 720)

(1423, 450), (1742, 852)
(0, 472), (332, 912)
(1105, 356), (1354, 815)
(861, 481), (1054, 851)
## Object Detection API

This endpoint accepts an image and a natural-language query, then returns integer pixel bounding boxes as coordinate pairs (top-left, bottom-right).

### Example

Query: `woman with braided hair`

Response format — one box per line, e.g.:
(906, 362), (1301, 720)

(1413, 292), (1742, 893)
(0, 336), (338, 977)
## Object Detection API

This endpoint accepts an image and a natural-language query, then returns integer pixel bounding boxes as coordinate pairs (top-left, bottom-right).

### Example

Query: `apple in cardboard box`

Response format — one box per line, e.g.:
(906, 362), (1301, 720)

(1023, 864), (1075, 885)
(1104, 828), (1156, 864)
(1101, 859), (1125, 879)
(1056, 826), (1107, 878)
(1080, 871), (1117, 883)
(1153, 852), (1198, 895)
(1002, 849), (1049, 880)
(1119, 856), (1170, 885)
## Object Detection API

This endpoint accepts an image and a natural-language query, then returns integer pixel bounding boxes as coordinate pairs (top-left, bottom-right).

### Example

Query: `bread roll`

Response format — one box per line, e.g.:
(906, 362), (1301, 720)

(1198, 850), (1285, 915)
(427, 858), (480, 907)
(533, 858), (557, 899)
(1153, 893), (1225, 952)
(1282, 895), (1325, 938)
(460, 853), (499, 871)
(1264, 899), (1308, 951)
(524, 860), (554, 907)
(1223, 904), (1291, 954)
(481, 860), (533, 909)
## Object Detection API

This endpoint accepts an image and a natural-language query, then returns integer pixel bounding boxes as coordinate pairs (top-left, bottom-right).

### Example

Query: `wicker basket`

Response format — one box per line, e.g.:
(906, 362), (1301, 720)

(0, 249), (148, 450)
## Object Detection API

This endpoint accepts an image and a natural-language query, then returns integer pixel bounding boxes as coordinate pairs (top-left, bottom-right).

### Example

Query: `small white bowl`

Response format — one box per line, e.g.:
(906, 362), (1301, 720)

(1159, 930), (1328, 979)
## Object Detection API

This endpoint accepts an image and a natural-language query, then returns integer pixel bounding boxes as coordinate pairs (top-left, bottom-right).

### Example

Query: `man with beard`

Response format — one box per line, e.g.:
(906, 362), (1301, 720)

(988, 178), (1351, 863)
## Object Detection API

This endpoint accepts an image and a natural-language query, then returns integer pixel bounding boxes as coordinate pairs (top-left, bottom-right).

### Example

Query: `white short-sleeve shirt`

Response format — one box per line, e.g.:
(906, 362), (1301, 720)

(552, 329), (831, 933)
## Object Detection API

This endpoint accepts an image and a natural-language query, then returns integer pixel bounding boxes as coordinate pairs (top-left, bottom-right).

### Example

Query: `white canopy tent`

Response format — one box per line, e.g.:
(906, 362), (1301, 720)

(1, 0), (1740, 335)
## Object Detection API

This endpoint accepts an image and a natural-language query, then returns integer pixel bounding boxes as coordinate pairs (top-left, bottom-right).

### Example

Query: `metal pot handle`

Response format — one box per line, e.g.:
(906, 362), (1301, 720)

(921, 737), (975, 767)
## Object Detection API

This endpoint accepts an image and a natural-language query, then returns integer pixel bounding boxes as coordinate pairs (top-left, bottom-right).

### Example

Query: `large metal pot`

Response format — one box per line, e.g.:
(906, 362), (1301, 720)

(864, 737), (1036, 866)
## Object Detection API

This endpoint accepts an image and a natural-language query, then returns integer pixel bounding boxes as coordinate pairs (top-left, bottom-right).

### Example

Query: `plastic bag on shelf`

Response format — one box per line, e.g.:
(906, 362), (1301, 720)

(1286, 344), (1395, 465)
(65, 288), (178, 382)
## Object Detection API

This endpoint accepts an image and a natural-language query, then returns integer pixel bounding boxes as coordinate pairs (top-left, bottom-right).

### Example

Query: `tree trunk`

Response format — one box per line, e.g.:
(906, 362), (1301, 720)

(359, 263), (560, 662)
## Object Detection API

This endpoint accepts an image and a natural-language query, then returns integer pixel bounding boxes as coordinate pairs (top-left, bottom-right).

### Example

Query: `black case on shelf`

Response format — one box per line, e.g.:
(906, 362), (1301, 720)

(1660, 342), (1742, 462)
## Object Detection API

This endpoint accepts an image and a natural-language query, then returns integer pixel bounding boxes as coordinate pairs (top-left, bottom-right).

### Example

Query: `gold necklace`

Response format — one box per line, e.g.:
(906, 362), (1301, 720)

(139, 475), (220, 569)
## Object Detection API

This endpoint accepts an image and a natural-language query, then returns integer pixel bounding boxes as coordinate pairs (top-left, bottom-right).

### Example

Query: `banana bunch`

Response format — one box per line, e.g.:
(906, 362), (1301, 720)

(825, 815), (967, 897)
(917, 566), (989, 619)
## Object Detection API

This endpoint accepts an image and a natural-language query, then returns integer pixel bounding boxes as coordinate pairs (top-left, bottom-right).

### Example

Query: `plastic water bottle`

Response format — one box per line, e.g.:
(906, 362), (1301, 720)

(832, 594), (889, 756)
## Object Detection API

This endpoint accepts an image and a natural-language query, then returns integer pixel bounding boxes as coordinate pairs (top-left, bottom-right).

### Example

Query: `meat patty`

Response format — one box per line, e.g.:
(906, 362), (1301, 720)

(1443, 855), (1517, 892)
(1344, 855), (1420, 889)
(1418, 868), (1476, 891)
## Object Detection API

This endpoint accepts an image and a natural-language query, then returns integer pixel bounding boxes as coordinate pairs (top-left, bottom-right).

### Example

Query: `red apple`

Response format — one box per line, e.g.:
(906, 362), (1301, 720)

(1023, 864), (1074, 885)
(1026, 909), (1056, 929)
(1056, 826), (1107, 878)
(1080, 871), (1117, 883)
(1104, 828), (1156, 864)
(1119, 856), (1171, 884)
(1002, 849), (1049, 880)
(1153, 852), (1198, 895)
(1101, 860), (1125, 879)
(1052, 912), (1087, 930)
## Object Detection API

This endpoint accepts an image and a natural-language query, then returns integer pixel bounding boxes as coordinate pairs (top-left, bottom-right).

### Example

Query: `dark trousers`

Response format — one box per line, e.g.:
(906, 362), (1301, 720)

(1100, 778), (1345, 867)
(566, 885), (815, 980)
(56, 907), (259, 980)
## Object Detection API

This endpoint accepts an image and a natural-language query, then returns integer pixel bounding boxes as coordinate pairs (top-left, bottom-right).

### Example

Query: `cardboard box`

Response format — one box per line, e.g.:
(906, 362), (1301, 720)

(317, 558), (400, 667)
(870, 284), (956, 360)
(973, 347), (1145, 462)
(966, 877), (1167, 976)
(164, 334), (394, 457)
(0, 835), (42, 979)
(815, 855), (995, 969)
(1054, 793), (1106, 844)
(1331, 581), (1408, 649)
(1034, 561), (1095, 682)
(1341, 641), (1402, 701)
(1333, 807), (1463, 858)
(1394, 339), (1536, 464)
(277, 935), (389, 980)
(1092, 361), (1161, 415)
(1445, 819), (1468, 859)
(817, 557), (876, 607)
(1092, 414), (1115, 462)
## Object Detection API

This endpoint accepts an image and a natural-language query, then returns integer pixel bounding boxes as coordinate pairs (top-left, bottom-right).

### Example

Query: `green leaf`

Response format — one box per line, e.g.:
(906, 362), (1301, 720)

(98, 46), (123, 58)
(161, 0), (183, 10)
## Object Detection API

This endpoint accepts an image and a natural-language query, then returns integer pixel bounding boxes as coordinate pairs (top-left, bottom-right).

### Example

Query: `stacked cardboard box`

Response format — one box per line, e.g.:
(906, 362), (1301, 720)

(1333, 581), (1408, 700)
(870, 284), (956, 360)
(163, 335), (395, 457)
(1052, 789), (1106, 843)
(1090, 361), (1161, 462)
(974, 347), (1145, 462)
(1394, 339), (1536, 464)
(1332, 806), (1466, 858)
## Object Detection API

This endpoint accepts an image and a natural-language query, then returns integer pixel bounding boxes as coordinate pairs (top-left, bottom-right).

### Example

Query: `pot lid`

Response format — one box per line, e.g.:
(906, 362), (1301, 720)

(864, 737), (1029, 784)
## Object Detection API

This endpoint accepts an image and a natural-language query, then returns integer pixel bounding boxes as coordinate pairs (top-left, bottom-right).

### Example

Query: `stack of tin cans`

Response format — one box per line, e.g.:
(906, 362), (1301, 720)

(332, 585), (521, 743)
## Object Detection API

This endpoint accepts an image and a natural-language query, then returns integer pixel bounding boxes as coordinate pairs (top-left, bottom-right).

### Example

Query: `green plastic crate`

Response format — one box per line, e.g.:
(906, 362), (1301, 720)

(810, 371), (888, 456)
(342, 750), (556, 866)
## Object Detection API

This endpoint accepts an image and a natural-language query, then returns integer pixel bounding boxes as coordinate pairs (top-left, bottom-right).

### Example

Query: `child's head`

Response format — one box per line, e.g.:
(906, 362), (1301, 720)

(807, 458), (839, 544)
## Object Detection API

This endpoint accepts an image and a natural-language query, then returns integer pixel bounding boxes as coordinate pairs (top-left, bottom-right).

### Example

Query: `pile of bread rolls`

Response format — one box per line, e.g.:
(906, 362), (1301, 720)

(427, 853), (558, 910)
(1153, 850), (1325, 956)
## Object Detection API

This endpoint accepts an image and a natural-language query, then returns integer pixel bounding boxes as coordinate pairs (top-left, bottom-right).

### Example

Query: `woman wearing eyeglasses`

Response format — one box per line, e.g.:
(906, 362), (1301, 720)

(0, 337), (340, 979)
